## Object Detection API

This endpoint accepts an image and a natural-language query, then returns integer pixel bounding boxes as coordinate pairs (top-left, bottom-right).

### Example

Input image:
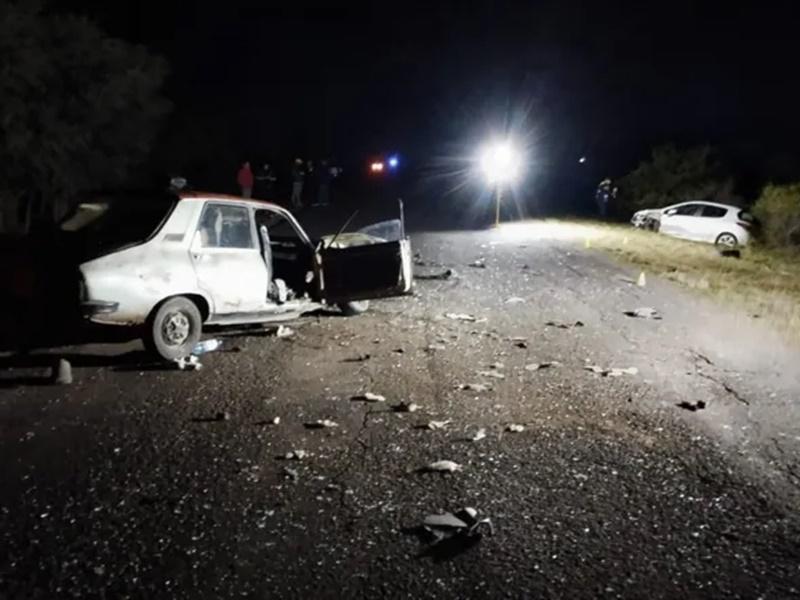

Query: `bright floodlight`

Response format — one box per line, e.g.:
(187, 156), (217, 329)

(480, 142), (522, 184)
(370, 161), (384, 172)
(388, 156), (399, 169)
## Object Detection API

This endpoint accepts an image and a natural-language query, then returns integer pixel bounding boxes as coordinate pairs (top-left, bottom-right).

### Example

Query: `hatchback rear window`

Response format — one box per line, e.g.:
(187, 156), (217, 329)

(700, 205), (727, 218)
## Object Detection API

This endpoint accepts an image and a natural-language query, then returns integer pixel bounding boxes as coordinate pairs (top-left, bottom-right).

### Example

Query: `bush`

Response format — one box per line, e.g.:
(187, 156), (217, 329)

(752, 183), (800, 249)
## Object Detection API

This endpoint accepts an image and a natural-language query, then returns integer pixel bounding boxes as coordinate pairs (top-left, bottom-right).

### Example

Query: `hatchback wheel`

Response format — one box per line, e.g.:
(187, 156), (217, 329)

(715, 232), (738, 248)
(144, 297), (202, 361)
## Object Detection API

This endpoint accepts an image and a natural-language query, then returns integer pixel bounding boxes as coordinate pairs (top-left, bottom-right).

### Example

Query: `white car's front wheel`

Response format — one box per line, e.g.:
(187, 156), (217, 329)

(144, 297), (202, 361)
(715, 232), (738, 248)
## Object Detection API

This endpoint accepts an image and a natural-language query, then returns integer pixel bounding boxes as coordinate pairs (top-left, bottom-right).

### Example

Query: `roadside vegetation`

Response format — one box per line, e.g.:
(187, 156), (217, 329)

(581, 221), (800, 341)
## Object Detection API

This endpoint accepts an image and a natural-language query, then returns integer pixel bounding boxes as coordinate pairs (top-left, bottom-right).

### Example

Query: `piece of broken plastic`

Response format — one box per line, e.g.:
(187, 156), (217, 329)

(175, 355), (202, 371)
(351, 392), (386, 402)
(305, 419), (338, 428)
(393, 402), (420, 413)
(505, 297), (525, 304)
(506, 424), (525, 433)
(425, 460), (463, 473)
(426, 419), (451, 430)
(424, 513), (469, 529)
(471, 428), (487, 442)
(524, 361), (560, 371)
(458, 383), (491, 392)
(624, 307), (662, 320)
(275, 325), (295, 338)
(445, 312), (479, 322)
(477, 370), (505, 379)
(285, 450), (307, 460)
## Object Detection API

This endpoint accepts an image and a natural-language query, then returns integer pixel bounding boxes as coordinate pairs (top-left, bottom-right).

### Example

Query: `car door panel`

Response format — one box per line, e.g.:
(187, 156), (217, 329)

(320, 238), (412, 302)
(190, 203), (269, 315)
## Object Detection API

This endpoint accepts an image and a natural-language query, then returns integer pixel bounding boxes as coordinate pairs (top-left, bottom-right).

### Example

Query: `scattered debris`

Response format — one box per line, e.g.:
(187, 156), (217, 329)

(351, 392), (386, 402)
(677, 400), (707, 412)
(445, 312), (480, 322)
(426, 419), (451, 430)
(416, 269), (455, 281)
(623, 307), (662, 320)
(284, 450), (307, 460)
(192, 338), (223, 355)
(273, 325), (295, 338)
(409, 507), (494, 559)
(489, 362), (504, 369)
(468, 258), (486, 268)
(545, 320), (584, 329)
(272, 416), (281, 425)
(175, 355), (202, 371)
(471, 428), (487, 442)
(424, 343), (447, 352)
(514, 340), (528, 349)
(457, 383), (492, 392)
(304, 419), (339, 429)
(343, 353), (371, 363)
(393, 348), (405, 354)
(505, 296), (526, 304)
(422, 460), (463, 473)
(393, 402), (420, 413)
(477, 370), (505, 380)
(506, 424), (525, 433)
(283, 467), (299, 481)
(524, 361), (559, 371)
(510, 336), (527, 343)
(215, 411), (231, 422)
(584, 365), (639, 377)
(637, 272), (647, 287)
(53, 358), (73, 385)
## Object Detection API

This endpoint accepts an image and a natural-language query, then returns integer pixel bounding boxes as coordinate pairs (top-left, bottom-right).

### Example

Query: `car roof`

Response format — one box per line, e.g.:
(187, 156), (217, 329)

(671, 200), (741, 210)
(178, 191), (286, 213)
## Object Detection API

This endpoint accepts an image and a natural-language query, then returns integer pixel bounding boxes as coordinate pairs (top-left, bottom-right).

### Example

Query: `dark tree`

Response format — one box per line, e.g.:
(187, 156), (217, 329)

(0, 1), (170, 232)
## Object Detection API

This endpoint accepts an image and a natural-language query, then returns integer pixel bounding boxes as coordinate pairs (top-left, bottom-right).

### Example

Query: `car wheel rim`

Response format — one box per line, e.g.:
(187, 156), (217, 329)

(718, 234), (736, 247)
(162, 311), (191, 346)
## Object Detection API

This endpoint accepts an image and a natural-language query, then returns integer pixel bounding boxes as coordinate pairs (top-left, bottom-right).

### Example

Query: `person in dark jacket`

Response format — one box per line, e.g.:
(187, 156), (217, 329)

(290, 159), (305, 208)
(255, 163), (277, 198)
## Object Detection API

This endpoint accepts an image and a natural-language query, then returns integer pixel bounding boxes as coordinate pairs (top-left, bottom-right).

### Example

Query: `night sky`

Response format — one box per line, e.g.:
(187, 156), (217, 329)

(54, 0), (800, 213)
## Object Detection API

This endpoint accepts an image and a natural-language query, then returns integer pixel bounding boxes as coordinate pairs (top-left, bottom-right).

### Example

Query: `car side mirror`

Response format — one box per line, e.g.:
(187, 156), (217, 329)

(664, 209), (677, 216)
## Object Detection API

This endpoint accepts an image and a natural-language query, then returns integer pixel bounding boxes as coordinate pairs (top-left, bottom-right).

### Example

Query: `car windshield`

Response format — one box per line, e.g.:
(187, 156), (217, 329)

(60, 192), (177, 258)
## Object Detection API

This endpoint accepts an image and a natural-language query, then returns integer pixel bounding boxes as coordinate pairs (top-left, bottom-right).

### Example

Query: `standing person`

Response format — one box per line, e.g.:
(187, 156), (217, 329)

(255, 163), (277, 198)
(316, 159), (331, 207)
(238, 162), (254, 198)
(595, 178), (612, 218)
(290, 158), (305, 209)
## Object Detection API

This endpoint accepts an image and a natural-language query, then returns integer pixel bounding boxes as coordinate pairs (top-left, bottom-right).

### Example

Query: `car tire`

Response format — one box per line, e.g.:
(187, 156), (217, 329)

(143, 297), (202, 361)
(338, 300), (370, 316)
(715, 232), (738, 248)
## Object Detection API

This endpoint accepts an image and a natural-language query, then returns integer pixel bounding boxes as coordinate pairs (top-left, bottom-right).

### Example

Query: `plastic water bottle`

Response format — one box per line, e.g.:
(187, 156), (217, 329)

(192, 338), (222, 356)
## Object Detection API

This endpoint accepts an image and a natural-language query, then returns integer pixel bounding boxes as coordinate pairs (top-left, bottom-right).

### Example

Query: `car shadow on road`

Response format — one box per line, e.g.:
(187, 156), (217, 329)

(0, 350), (176, 387)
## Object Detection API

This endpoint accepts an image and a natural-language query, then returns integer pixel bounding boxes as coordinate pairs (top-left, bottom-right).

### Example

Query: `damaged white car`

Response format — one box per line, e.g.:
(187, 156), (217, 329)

(70, 191), (413, 359)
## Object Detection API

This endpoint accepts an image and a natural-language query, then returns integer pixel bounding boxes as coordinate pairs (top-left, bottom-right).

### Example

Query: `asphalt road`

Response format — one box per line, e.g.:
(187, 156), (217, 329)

(1, 226), (799, 599)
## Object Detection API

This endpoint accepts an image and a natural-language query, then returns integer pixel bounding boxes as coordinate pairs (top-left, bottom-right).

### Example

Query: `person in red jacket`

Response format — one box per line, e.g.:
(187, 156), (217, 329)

(237, 162), (254, 198)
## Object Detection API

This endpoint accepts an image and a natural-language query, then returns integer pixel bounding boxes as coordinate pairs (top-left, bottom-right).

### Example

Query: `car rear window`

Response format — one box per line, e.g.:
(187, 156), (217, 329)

(738, 210), (755, 223)
(60, 192), (177, 259)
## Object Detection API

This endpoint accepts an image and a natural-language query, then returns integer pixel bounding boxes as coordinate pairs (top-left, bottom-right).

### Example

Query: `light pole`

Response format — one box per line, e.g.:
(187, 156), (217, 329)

(479, 141), (523, 226)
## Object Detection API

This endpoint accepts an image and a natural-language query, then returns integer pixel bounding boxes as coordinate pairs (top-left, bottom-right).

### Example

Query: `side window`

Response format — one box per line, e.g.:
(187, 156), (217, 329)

(675, 204), (702, 216)
(198, 204), (254, 249)
(700, 205), (727, 218)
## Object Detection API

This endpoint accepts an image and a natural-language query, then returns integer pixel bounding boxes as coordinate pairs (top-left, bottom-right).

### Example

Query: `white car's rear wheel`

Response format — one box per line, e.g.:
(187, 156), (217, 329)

(715, 232), (738, 248)
(144, 297), (202, 361)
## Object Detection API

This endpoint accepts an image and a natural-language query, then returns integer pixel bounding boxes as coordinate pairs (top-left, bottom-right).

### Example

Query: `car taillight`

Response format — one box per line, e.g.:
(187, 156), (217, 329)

(737, 221), (752, 230)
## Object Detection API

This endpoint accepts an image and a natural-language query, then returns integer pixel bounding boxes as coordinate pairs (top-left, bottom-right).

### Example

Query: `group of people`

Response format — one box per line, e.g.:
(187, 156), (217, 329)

(237, 159), (341, 209)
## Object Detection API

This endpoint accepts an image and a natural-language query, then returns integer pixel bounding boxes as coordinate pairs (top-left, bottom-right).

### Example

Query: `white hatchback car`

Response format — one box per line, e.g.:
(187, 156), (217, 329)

(69, 191), (413, 359)
(631, 201), (754, 247)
